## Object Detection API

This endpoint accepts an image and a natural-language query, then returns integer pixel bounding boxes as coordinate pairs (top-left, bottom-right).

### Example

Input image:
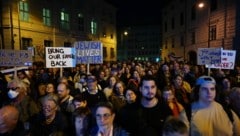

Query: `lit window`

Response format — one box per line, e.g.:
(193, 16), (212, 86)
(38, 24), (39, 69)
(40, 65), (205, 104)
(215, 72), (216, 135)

(19, 1), (29, 21)
(43, 8), (51, 26)
(91, 20), (97, 35)
(60, 10), (70, 30)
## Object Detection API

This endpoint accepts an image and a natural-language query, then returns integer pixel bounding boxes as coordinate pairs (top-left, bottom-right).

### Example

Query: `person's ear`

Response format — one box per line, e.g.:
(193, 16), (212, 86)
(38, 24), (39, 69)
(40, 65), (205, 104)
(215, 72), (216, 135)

(112, 113), (115, 119)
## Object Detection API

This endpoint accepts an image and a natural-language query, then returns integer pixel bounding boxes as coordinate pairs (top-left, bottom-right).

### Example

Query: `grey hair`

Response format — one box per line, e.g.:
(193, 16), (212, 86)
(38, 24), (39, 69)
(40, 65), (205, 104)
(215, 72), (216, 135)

(8, 78), (27, 93)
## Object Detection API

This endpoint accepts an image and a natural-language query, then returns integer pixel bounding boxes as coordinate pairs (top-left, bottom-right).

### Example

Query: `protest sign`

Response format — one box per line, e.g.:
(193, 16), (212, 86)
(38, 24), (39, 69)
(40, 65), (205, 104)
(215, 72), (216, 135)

(45, 47), (76, 68)
(197, 48), (221, 65)
(0, 49), (32, 66)
(208, 50), (236, 69)
(74, 41), (103, 64)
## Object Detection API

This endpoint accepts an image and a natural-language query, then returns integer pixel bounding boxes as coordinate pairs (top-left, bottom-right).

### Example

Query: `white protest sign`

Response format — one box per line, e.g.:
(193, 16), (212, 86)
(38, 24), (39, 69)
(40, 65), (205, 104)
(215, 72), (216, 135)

(74, 41), (103, 64)
(208, 50), (236, 69)
(45, 47), (76, 68)
(197, 48), (221, 65)
(0, 50), (32, 66)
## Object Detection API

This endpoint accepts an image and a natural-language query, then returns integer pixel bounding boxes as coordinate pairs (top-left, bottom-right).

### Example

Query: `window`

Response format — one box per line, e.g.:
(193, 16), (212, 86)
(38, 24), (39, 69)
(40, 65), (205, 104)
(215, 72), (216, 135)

(191, 4), (196, 21)
(209, 25), (216, 40)
(78, 13), (84, 31)
(110, 34), (113, 39)
(171, 37), (175, 48)
(44, 40), (53, 47)
(43, 8), (51, 26)
(191, 31), (195, 44)
(103, 47), (107, 58)
(180, 12), (184, 26)
(60, 10), (70, 30)
(22, 38), (32, 50)
(19, 1), (29, 21)
(110, 48), (115, 58)
(91, 20), (97, 35)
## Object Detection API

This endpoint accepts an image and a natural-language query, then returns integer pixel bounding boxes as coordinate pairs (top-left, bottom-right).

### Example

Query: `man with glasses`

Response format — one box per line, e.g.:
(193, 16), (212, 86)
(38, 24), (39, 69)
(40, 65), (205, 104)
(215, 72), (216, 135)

(90, 102), (129, 136)
(30, 94), (69, 136)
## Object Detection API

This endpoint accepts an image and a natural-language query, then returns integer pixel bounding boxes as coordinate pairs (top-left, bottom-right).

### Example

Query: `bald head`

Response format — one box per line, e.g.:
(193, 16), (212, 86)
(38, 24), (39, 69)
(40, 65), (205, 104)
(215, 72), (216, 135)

(0, 105), (19, 134)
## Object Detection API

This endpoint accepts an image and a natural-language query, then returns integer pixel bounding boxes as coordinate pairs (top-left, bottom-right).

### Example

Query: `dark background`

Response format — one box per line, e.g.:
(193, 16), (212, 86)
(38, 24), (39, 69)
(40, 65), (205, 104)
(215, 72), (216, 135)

(106, 0), (165, 26)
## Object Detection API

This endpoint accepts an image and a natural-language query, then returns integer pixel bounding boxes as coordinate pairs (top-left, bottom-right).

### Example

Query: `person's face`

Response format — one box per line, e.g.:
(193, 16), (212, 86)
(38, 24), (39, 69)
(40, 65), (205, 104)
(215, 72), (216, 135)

(133, 71), (139, 78)
(222, 78), (231, 89)
(163, 90), (174, 102)
(75, 116), (88, 131)
(42, 100), (57, 118)
(17, 72), (25, 79)
(140, 80), (157, 100)
(174, 76), (183, 86)
(115, 83), (124, 95)
(38, 84), (46, 96)
(95, 107), (115, 127)
(174, 63), (180, 70)
(99, 72), (105, 79)
(59, 79), (68, 85)
(199, 83), (216, 103)
(57, 84), (69, 99)
(125, 90), (136, 103)
(46, 84), (55, 94)
(87, 81), (97, 91)
(183, 65), (190, 73)
(109, 77), (116, 87)
(7, 82), (21, 98)
(73, 100), (87, 109)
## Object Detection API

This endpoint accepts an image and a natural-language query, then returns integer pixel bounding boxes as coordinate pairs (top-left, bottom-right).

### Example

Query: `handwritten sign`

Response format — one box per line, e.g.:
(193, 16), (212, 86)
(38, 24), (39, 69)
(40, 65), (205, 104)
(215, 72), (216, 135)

(46, 47), (76, 68)
(197, 48), (221, 65)
(74, 41), (103, 64)
(208, 50), (236, 69)
(0, 50), (32, 66)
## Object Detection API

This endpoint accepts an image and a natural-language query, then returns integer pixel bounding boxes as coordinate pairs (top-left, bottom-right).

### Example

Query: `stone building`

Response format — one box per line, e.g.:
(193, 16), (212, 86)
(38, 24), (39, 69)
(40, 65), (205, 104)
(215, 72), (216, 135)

(0, 0), (117, 62)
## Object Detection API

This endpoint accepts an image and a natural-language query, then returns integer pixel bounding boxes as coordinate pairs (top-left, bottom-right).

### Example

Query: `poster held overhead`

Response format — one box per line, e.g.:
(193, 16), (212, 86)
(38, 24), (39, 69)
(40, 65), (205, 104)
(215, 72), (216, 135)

(74, 41), (103, 75)
(45, 47), (76, 68)
(45, 47), (76, 78)
(197, 48), (222, 76)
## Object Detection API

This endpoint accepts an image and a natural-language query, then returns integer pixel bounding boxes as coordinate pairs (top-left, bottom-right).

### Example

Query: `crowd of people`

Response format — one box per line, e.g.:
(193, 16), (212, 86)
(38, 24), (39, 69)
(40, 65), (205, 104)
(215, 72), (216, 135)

(0, 59), (240, 136)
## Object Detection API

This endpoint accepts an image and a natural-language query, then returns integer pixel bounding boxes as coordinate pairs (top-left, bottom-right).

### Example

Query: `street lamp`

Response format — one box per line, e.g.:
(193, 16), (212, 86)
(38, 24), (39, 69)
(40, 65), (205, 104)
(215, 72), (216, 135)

(198, 1), (210, 48)
(121, 30), (128, 60)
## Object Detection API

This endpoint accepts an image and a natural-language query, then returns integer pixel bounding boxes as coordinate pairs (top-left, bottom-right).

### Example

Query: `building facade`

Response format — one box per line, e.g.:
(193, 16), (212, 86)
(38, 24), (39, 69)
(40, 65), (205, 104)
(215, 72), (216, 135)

(0, 0), (117, 62)
(162, 0), (240, 64)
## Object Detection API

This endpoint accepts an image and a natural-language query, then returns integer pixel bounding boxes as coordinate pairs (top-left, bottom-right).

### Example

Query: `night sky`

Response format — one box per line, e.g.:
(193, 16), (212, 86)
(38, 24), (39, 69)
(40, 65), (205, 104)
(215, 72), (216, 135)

(106, 0), (164, 26)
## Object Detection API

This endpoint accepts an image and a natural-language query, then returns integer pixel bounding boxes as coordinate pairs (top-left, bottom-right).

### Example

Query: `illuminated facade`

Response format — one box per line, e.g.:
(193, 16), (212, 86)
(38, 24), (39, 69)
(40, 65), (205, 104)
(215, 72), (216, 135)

(162, 0), (240, 64)
(0, 0), (117, 62)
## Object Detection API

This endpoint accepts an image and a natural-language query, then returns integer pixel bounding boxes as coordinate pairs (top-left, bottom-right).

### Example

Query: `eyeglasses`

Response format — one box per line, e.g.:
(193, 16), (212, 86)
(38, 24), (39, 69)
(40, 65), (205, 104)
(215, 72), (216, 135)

(42, 105), (57, 111)
(8, 87), (19, 90)
(95, 113), (112, 120)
